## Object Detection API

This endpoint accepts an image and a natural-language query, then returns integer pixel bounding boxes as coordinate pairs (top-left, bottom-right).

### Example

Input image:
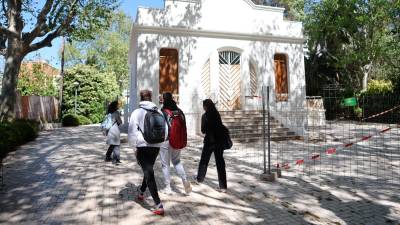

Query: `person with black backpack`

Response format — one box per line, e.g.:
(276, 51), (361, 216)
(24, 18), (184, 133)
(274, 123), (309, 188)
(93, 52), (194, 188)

(193, 99), (231, 193)
(159, 92), (191, 195)
(128, 90), (168, 216)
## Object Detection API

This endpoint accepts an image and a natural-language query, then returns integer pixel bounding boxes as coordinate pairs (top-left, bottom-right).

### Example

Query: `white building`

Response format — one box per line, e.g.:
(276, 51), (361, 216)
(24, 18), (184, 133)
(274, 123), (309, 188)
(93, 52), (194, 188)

(129, 0), (307, 135)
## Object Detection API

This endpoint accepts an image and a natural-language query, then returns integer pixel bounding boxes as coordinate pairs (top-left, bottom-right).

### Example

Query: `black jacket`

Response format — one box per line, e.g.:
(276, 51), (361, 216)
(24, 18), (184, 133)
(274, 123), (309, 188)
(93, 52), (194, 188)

(201, 111), (224, 145)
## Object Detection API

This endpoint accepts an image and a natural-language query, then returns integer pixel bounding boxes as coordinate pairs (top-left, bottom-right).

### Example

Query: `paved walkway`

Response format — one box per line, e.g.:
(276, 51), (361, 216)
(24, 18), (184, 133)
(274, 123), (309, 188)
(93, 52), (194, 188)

(0, 126), (399, 225)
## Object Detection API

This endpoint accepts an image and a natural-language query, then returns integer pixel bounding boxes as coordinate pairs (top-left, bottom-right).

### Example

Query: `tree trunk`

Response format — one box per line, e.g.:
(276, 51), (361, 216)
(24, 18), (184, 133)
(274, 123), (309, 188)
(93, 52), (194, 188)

(362, 71), (368, 91)
(0, 1), (24, 121)
(362, 64), (371, 91)
(0, 46), (23, 121)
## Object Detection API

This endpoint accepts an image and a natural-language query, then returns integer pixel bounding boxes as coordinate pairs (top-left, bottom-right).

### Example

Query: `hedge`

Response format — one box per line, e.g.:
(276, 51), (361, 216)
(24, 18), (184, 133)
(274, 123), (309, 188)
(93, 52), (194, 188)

(76, 115), (92, 125)
(62, 114), (80, 127)
(0, 120), (39, 160)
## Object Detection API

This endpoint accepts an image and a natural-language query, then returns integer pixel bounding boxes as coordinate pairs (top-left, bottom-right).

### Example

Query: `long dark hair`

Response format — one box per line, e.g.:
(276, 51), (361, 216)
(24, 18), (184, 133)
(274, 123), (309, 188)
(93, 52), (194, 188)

(203, 99), (223, 126)
(162, 92), (178, 111)
(107, 101), (119, 114)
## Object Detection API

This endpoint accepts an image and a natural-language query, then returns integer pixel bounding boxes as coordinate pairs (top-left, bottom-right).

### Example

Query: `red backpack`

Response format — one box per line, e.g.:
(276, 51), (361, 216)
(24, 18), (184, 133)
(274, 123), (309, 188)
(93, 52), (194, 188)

(163, 109), (187, 149)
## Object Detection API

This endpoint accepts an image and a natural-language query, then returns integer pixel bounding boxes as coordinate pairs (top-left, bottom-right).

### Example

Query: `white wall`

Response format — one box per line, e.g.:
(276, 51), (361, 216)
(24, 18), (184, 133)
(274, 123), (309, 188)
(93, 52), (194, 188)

(128, 0), (306, 135)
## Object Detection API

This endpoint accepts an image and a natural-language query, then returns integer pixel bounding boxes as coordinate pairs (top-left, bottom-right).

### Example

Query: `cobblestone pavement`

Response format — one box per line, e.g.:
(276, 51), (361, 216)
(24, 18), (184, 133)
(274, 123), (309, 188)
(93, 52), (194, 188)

(0, 126), (399, 225)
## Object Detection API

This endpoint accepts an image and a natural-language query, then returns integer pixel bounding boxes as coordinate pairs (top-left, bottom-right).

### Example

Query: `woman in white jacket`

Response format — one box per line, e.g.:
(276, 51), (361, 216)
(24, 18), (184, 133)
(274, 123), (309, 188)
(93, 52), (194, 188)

(105, 101), (122, 163)
(128, 90), (168, 216)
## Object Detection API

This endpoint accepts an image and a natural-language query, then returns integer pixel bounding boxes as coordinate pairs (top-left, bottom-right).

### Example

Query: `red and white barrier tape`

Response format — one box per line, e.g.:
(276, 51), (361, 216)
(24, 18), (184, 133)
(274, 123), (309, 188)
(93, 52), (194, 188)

(275, 125), (398, 170)
(362, 105), (400, 121)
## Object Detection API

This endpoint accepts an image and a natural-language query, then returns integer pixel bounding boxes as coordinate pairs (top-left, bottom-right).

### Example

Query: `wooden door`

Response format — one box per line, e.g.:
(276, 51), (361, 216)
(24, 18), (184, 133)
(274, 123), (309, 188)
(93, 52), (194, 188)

(274, 54), (288, 101)
(159, 49), (179, 96)
(219, 51), (241, 110)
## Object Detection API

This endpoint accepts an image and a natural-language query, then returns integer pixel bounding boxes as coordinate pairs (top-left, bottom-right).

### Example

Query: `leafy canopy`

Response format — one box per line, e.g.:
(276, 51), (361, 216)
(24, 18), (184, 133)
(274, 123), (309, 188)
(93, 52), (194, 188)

(304, 0), (400, 94)
(62, 65), (119, 123)
(64, 11), (131, 93)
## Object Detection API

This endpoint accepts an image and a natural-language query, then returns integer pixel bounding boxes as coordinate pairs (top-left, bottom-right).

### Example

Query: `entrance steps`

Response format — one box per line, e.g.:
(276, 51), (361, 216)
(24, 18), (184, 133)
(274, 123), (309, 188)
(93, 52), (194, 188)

(219, 110), (301, 143)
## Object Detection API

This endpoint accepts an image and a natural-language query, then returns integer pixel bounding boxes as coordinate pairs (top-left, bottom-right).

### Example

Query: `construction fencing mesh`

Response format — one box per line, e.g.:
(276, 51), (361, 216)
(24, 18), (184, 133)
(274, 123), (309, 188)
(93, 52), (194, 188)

(225, 88), (400, 187)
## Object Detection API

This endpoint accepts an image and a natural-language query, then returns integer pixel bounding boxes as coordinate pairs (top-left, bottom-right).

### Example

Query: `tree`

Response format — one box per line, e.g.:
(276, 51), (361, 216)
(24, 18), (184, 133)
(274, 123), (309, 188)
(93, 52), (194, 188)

(304, 0), (400, 94)
(63, 64), (119, 123)
(64, 11), (131, 94)
(0, 0), (119, 121)
(251, 0), (306, 20)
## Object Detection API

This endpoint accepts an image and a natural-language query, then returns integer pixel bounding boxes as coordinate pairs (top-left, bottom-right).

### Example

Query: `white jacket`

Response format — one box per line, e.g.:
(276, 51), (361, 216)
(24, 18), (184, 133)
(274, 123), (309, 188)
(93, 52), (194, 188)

(128, 101), (169, 148)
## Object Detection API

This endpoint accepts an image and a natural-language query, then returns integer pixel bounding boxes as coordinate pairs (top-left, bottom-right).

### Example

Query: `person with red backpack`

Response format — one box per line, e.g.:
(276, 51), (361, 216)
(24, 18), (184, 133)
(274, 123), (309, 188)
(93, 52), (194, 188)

(159, 92), (192, 195)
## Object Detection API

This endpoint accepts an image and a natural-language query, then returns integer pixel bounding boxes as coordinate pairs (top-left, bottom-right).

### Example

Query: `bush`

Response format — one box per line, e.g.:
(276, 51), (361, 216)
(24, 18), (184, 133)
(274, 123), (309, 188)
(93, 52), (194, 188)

(0, 120), (39, 160)
(62, 114), (80, 127)
(364, 79), (394, 95)
(62, 65), (119, 124)
(76, 115), (92, 125)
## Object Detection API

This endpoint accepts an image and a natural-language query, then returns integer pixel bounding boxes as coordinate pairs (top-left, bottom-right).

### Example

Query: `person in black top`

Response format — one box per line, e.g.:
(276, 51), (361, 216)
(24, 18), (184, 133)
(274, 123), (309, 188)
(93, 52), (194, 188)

(194, 99), (227, 192)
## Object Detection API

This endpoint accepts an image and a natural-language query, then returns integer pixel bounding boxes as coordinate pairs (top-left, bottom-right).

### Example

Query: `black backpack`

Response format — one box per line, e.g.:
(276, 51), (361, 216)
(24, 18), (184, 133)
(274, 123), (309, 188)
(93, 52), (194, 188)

(138, 107), (166, 144)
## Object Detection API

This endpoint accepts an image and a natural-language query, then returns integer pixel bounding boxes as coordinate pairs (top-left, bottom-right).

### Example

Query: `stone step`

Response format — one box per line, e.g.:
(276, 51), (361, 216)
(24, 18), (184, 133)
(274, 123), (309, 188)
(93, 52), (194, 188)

(219, 110), (263, 116)
(225, 125), (283, 130)
(217, 110), (302, 143)
(232, 135), (302, 143)
(223, 120), (282, 127)
(230, 131), (295, 139)
(221, 116), (279, 123)
(227, 127), (289, 132)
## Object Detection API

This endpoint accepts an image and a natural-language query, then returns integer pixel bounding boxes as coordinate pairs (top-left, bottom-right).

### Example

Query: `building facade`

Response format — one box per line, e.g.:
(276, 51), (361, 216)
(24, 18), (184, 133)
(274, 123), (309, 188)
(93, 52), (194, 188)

(129, 0), (307, 135)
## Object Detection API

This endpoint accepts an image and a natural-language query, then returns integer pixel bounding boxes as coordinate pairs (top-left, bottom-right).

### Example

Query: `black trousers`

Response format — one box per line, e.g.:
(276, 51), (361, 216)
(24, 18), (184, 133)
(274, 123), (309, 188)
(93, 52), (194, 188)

(136, 147), (161, 205)
(106, 145), (116, 159)
(197, 144), (227, 189)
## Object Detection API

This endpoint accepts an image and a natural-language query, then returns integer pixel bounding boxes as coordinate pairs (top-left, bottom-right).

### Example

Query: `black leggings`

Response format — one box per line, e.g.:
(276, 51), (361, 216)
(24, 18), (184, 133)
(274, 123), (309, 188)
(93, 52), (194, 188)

(106, 145), (115, 159)
(197, 144), (227, 189)
(136, 147), (161, 205)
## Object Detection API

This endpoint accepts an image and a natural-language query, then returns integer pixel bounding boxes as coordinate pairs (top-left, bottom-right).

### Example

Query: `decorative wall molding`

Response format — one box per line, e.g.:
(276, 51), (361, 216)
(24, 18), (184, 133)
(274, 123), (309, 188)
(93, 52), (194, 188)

(164, 0), (285, 13)
(133, 25), (305, 44)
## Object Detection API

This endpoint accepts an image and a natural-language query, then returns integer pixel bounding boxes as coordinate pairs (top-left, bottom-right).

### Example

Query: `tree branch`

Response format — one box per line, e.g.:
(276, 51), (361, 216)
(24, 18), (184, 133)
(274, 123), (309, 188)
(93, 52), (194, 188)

(0, 26), (18, 38)
(26, 0), (79, 54)
(23, 0), (54, 45)
(1, 0), (6, 19)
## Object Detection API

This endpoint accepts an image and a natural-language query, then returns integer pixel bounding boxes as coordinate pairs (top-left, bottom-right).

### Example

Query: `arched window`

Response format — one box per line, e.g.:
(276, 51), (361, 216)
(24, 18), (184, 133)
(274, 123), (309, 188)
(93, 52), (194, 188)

(219, 51), (240, 65)
(274, 54), (288, 101)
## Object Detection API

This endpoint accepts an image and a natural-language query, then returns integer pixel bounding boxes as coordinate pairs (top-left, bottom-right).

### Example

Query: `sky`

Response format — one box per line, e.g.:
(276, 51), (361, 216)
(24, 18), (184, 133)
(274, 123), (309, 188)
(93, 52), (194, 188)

(24, 0), (164, 69)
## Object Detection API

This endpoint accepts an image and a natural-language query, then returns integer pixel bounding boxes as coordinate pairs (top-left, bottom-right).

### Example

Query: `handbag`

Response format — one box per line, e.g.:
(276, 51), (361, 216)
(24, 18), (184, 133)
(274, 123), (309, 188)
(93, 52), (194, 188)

(220, 125), (233, 150)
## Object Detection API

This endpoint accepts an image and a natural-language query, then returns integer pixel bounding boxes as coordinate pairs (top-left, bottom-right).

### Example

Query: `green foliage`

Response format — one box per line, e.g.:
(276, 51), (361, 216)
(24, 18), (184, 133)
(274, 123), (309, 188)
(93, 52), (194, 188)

(64, 11), (131, 94)
(17, 64), (58, 96)
(76, 115), (92, 125)
(88, 101), (106, 124)
(62, 65), (119, 123)
(0, 120), (39, 160)
(354, 107), (363, 118)
(364, 79), (394, 95)
(62, 114), (80, 127)
(0, 0), (119, 120)
(304, 0), (400, 95)
(251, 0), (305, 20)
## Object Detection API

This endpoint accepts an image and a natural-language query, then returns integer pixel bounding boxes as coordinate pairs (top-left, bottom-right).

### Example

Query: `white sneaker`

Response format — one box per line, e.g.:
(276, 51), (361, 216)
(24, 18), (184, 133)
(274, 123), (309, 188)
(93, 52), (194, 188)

(183, 180), (192, 194)
(160, 187), (173, 195)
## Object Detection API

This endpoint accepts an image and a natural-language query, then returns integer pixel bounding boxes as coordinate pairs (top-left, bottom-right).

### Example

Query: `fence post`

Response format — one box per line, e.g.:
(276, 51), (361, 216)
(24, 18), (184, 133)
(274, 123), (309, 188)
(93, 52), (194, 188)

(262, 86), (267, 174)
(0, 161), (3, 187)
(267, 86), (271, 174)
(260, 86), (275, 181)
